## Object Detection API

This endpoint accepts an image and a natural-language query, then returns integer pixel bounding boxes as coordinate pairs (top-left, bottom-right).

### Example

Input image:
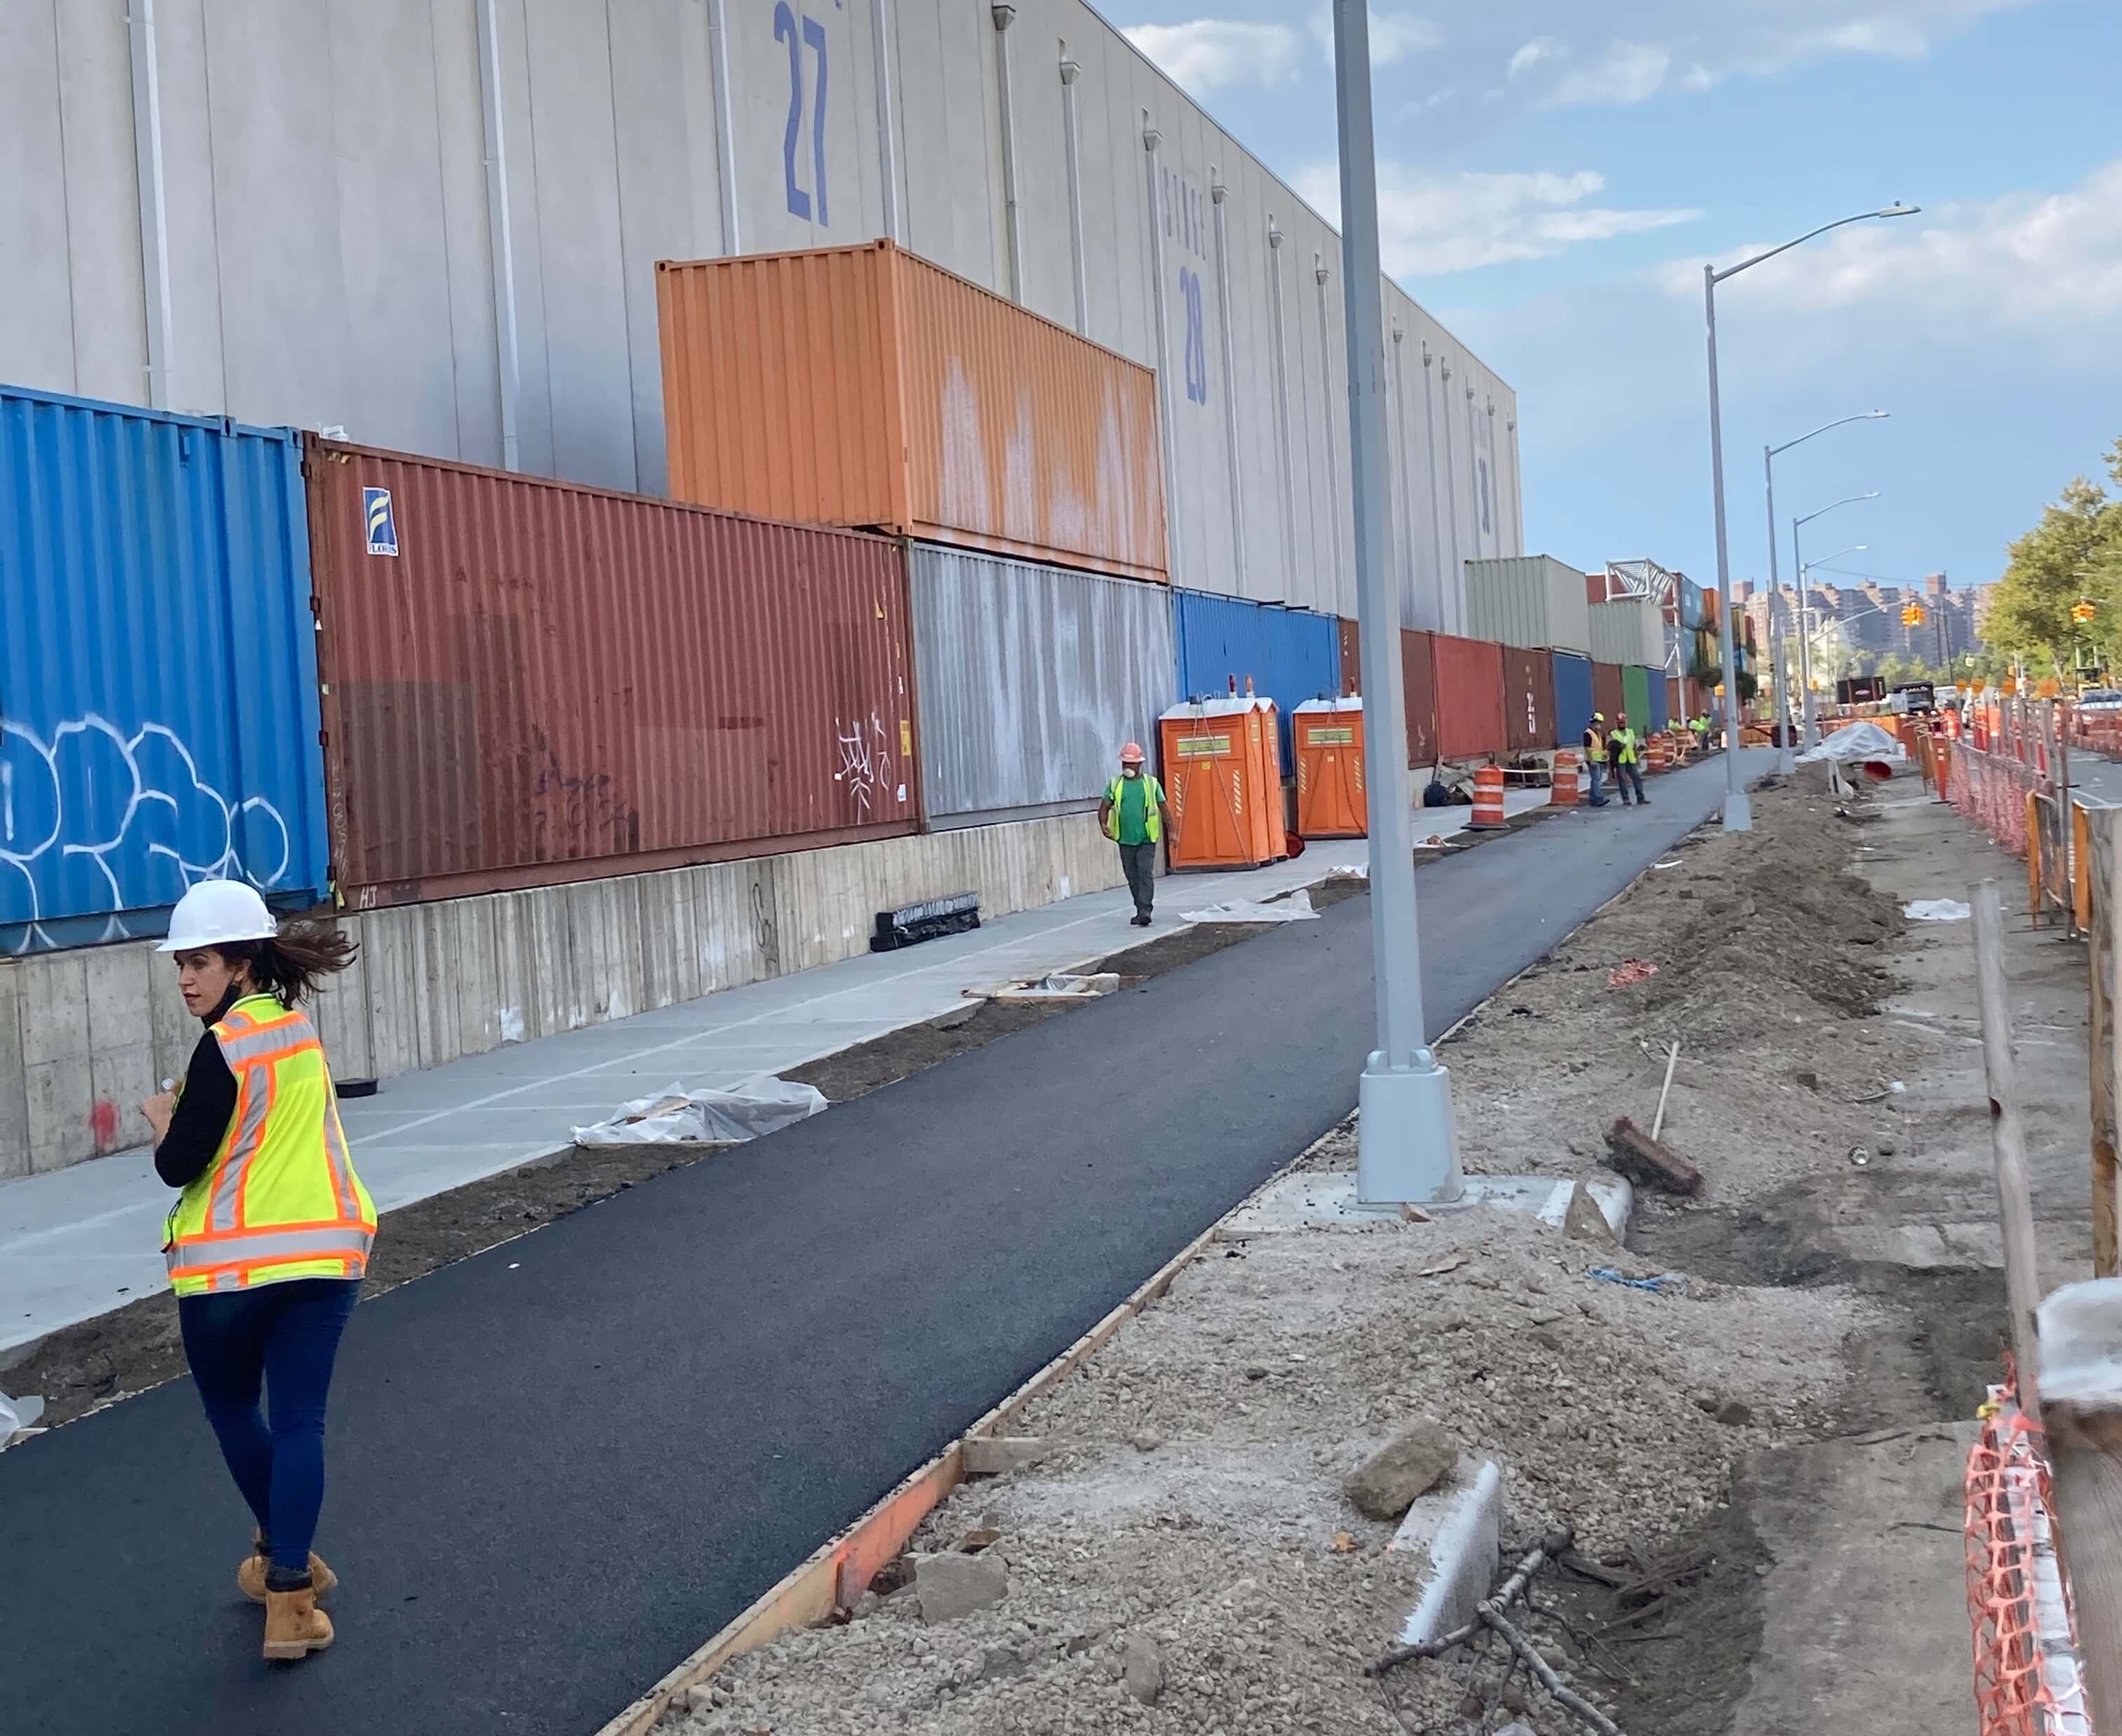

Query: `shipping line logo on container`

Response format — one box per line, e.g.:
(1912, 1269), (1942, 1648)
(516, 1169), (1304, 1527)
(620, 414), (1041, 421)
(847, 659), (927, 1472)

(363, 488), (399, 558)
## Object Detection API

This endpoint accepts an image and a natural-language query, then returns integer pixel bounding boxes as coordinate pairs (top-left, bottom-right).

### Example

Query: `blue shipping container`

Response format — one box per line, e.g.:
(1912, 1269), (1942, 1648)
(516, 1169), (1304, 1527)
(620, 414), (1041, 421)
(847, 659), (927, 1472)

(1171, 590), (1341, 772)
(1551, 652), (1596, 750)
(1646, 667), (1671, 734)
(0, 385), (328, 954)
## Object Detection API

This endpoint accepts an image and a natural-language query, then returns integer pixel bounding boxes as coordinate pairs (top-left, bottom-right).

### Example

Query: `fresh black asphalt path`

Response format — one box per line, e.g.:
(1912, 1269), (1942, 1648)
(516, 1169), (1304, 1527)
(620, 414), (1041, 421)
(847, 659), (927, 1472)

(0, 752), (1770, 1735)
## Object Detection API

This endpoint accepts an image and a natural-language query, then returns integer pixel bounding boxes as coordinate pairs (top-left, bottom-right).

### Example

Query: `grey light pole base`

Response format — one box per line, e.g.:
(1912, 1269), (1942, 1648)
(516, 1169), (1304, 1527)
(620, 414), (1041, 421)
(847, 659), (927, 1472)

(1723, 787), (1754, 832)
(1777, 742), (1795, 775)
(1356, 1049), (1464, 1205)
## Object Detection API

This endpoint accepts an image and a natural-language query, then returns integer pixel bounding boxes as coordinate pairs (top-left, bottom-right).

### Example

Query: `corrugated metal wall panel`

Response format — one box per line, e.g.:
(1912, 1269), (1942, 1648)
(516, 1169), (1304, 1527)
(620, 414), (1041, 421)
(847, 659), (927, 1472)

(1589, 597), (1665, 667)
(1433, 634), (1507, 761)
(1464, 555), (1592, 655)
(1593, 662), (1627, 728)
(306, 439), (919, 905)
(1646, 671), (1671, 734)
(1501, 648), (1557, 752)
(1400, 631), (1438, 768)
(1172, 592), (1340, 772)
(1, 385), (327, 952)
(1552, 653), (1596, 747)
(659, 242), (1169, 582)
(909, 544), (1175, 823)
(1622, 666), (1652, 731)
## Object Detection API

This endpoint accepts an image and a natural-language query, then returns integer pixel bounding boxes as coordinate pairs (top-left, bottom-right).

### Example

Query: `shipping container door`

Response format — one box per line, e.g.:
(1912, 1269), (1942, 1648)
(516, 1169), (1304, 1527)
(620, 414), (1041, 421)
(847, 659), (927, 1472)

(1593, 662), (1626, 728)
(1171, 590), (1340, 772)
(1432, 634), (1507, 761)
(1, 387), (327, 952)
(1646, 670), (1671, 734)
(1552, 654), (1596, 749)
(1400, 630), (1438, 768)
(1337, 617), (1361, 694)
(1622, 665), (1651, 730)
(1502, 647), (1557, 752)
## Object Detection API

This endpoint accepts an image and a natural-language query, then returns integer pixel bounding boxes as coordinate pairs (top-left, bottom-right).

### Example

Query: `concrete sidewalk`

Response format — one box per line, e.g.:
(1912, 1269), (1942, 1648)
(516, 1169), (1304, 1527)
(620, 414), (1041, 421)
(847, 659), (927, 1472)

(0, 785), (1574, 1354)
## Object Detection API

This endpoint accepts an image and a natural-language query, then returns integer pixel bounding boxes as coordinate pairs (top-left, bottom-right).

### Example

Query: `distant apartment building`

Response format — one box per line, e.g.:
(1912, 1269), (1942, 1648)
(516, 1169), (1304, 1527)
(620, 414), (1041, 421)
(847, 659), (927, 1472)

(1744, 573), (1985, 676)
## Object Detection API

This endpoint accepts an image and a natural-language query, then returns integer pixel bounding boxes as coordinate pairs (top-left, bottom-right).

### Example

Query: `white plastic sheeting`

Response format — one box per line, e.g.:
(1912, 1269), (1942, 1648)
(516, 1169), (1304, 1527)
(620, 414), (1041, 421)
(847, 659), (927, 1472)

(1180, 889), (1319, 923)
(1797, 722), (1906, 765)
(572, 1077), (826, 1147)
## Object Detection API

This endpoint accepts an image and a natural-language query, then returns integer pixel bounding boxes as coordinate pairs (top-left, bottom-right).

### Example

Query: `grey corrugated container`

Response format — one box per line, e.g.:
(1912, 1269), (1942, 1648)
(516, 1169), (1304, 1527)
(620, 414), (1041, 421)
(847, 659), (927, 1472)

(1464, 556), (1593, 655)
(1589, 596), (1666, 667)
(909, 542), (1177, 827)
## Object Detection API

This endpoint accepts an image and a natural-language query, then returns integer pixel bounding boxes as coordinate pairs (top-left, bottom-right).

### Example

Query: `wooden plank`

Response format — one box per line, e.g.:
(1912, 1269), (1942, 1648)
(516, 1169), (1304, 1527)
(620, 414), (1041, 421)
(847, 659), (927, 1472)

(2076, 801), (2094, 937)
(2036, 1281), (2122, 1735)
(1971, 880), (2046, 1425)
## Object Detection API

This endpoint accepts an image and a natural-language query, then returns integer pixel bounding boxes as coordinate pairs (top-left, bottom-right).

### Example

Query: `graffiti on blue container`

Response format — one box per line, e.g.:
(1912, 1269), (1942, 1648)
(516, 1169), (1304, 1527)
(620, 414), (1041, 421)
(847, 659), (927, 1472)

(0, 716), (293, 955)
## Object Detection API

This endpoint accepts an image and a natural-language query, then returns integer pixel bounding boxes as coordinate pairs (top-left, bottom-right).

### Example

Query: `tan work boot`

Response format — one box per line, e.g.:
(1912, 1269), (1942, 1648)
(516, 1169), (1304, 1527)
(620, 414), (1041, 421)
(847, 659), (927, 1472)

(238, 1533), (338, 1603)
(262, 1580), (335, 1661)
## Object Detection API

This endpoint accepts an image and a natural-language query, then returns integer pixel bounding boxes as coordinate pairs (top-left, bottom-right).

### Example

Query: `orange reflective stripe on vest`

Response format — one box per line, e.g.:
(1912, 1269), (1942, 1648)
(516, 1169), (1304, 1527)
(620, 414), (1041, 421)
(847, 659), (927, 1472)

(164, 994), (376, 1295)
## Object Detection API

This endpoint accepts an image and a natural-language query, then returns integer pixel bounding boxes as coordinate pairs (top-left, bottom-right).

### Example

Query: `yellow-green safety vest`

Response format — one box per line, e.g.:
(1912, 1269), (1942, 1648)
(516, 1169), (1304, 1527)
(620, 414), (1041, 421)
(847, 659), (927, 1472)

(1612, 728), (1639, 766)
(164, 994), (377, 1297)
(1105, 774), (1164, 843)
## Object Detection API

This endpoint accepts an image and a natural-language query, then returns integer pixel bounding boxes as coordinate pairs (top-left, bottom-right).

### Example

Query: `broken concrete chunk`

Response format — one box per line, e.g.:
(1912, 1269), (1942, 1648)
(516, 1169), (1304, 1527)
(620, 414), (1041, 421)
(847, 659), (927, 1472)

(1561, 1181), (1618, 1245)
(961, 1435), (1047, 1477)
(1603, 1115), (1704, 1197)
(1716, 1399), (1754, 1427)
(1121, 1636), (1165, 1705)
(913, 1549), (1008, 1623)
(1129, 1429), (1166, 1454)
(1345, 1418), (1457, 1520)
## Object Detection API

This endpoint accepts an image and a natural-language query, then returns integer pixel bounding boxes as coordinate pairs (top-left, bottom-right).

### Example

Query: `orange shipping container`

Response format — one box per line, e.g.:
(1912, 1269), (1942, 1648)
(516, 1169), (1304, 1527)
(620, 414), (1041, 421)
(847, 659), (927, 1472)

(1293, 699), (1367, 838)
(1161, 697), (1288, 869)
(658, 241), (1169, 582)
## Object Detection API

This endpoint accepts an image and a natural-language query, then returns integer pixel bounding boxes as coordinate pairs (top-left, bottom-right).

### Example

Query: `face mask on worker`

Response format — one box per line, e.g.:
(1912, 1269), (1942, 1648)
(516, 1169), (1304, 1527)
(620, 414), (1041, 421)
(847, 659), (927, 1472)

(1122, 765), (1141, 778)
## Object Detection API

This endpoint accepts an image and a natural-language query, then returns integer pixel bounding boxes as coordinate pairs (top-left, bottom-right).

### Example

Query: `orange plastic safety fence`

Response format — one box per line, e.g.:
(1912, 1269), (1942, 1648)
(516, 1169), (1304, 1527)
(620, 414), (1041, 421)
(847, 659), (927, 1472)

(1950, 743), (2041, 861)
(1966, 1381), (2092, 1736)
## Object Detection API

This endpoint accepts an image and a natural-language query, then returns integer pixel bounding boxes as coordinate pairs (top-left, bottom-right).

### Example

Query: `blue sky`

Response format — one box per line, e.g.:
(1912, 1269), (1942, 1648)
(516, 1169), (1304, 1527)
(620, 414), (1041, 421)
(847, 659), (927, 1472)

(1114, 0), (2122, 594)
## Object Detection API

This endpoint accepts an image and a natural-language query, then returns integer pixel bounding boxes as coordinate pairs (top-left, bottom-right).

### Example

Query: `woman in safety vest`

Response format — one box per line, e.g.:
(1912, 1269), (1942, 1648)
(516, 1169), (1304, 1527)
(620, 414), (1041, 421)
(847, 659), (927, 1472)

(139, 879), (373, 1663)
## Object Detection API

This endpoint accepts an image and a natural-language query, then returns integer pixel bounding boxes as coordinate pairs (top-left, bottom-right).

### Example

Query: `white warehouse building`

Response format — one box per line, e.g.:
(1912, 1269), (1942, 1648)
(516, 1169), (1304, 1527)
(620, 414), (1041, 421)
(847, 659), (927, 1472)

(1, 0), (1523, 628)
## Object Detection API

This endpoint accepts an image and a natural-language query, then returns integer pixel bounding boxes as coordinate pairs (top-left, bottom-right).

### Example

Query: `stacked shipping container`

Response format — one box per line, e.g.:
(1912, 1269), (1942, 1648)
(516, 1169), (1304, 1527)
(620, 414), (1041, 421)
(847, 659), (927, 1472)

(1171, 592), (1342, 770)
(1552, 655), (1597, 749)
(305, 440), (920, 906)
(0, 385), (328, 952)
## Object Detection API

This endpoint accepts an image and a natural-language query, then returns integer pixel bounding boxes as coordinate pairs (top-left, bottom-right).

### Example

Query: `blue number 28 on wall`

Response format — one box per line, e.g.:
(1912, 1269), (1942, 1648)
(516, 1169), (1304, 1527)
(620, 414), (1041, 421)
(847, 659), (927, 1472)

(775, 1), (829, 225)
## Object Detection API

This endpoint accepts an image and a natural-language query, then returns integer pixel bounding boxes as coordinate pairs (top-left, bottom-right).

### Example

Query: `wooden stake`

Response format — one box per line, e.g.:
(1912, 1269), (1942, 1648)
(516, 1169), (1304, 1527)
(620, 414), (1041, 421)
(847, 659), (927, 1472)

(1651, 1041), (1680, 1144)
(1971, 880), (2046, 1427)
(2035, 1281), (2122, 1736)
(2092, 809), (2121, 1279)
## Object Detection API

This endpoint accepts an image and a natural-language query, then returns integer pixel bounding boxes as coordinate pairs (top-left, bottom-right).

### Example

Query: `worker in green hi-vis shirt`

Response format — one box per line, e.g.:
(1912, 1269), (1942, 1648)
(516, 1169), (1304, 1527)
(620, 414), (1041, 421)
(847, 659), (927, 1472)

(1098, 741), (1173, 928)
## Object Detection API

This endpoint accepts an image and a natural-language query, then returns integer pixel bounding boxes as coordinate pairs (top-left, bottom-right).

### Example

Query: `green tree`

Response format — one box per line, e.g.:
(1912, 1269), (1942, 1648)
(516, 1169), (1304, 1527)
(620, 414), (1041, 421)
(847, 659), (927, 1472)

(1985, 439), (2122, 673)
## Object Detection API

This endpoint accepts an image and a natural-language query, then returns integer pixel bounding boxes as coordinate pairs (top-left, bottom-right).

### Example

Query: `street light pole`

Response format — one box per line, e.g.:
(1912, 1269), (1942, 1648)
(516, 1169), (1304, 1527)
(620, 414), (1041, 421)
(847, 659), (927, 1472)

(1700, 206), (1917, 829)
(1793, 496), (1879, 746)
(1765, 411), (1890, 768)
(1332, 0), (1460, 1205)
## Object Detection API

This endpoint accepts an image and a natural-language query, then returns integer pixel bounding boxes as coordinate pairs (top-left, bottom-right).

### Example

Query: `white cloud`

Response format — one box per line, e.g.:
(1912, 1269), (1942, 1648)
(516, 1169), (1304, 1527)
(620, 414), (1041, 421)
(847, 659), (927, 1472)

(1654, 161), (2122, 339)
(1507, 35), (1564, 78)
(1307, 8), (1443, 69)
(1297, 163), (1700, 276)
(1121, 20), (1306, 95)
(1544, 40), (1673, 107)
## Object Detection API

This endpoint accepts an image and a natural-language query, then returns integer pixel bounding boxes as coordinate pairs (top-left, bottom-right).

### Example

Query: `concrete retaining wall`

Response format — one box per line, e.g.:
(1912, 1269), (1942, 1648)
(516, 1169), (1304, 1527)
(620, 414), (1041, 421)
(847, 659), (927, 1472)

(0, 811), (1120, 1180)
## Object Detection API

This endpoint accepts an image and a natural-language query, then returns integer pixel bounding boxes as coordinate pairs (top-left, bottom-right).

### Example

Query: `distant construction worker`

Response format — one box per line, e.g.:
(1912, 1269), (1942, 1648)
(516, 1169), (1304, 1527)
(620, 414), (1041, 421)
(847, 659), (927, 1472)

(1609, 712), (1650, 807)
(1100, 742), (1172, 927)
(1691, 712), (1714, 754)
(140, 880), (372, 1664)
(1580, 712), (1611, 808)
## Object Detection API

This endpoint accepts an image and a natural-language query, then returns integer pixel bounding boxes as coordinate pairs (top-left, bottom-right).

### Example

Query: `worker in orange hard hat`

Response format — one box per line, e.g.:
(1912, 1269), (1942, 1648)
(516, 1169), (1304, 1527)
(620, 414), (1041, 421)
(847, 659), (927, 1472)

(1099, 742), (1172, 927)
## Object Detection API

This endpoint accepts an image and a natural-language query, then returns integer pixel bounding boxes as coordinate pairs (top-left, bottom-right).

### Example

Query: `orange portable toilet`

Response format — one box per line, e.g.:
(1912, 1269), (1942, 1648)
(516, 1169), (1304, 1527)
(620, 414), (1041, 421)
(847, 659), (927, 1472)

(1160, 695), (1287, 869)
(1293, 697), (1368, 839)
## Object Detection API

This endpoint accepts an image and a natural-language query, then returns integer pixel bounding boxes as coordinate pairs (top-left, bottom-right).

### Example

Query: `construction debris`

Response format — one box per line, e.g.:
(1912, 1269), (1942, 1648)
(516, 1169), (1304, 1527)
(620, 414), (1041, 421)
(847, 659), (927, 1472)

(1345, 1419), (1458, 1520)
(1602, 1116), (1704, 1196)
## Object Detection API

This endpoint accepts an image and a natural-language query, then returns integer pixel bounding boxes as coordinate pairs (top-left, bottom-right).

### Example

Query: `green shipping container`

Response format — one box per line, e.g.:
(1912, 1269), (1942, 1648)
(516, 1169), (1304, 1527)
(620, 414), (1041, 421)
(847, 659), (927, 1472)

(1622, 665), (1652, 732)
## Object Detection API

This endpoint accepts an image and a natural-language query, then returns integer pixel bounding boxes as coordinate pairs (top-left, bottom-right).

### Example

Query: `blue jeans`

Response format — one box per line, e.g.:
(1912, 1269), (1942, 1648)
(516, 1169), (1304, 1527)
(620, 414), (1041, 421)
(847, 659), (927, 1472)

(1615, 762), (1647, 804)
(179, 1278), (361, 1578)
(1585, 761), (1608, 806)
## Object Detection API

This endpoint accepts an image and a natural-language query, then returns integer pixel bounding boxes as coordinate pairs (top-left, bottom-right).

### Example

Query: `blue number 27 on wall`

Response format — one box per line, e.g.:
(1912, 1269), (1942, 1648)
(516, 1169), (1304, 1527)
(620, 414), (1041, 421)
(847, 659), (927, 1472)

(775, 2), (829, 225)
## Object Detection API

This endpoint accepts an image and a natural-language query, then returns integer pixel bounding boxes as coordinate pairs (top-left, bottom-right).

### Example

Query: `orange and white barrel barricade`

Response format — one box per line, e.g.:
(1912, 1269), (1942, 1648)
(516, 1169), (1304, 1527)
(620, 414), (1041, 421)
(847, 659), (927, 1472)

(1468, 764), (1508, 830)
(1649, 734), (1672, 773)
(1550, 751), (1580, 807)
(1944, 709), (1962, 740)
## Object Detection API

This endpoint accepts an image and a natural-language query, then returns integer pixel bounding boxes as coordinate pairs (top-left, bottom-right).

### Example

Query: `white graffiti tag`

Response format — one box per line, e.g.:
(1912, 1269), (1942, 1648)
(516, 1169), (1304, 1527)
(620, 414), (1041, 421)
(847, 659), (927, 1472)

(0, 716), (293, 955)
(832, 714), (893, 818)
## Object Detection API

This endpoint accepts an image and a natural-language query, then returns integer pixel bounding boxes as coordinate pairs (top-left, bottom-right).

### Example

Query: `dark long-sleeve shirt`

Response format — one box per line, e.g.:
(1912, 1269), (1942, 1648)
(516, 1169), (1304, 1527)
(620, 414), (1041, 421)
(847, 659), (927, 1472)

(154, 984), (243, 1189)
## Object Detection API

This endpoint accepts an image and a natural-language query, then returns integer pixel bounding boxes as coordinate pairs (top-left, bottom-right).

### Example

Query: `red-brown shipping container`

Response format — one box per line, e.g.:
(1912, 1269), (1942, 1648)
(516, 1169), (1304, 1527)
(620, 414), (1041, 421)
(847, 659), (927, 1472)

(1433, 634), (1507, 761)
(305, 437), (920, 907)
(1401, 629), (1439, 768)
(1592, 661), (1627, 726)
(1337, 617), (1361, 695)
(1502, 646), (1559, 752)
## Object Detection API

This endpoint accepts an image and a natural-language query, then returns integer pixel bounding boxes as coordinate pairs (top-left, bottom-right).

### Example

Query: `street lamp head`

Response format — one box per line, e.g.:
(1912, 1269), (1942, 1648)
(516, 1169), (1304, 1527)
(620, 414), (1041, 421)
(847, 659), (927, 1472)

(1876, 203), (1921, 220)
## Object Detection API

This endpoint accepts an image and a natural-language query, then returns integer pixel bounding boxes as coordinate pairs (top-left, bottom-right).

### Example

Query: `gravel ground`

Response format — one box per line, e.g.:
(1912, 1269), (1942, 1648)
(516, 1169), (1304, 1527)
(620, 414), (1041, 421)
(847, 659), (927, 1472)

(664, 782), (1909, 1736)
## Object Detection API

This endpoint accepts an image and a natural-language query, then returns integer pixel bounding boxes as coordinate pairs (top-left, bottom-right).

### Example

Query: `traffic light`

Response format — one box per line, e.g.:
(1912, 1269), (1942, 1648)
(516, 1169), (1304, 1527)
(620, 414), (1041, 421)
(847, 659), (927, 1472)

(2073, 599), (2099, 625)
(1902, 603), (1926, 627)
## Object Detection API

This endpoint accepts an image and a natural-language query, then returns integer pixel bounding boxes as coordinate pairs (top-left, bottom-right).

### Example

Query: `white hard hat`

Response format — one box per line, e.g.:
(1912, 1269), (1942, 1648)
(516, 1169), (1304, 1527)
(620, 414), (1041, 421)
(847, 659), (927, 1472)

(159, 880), (278, 952)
